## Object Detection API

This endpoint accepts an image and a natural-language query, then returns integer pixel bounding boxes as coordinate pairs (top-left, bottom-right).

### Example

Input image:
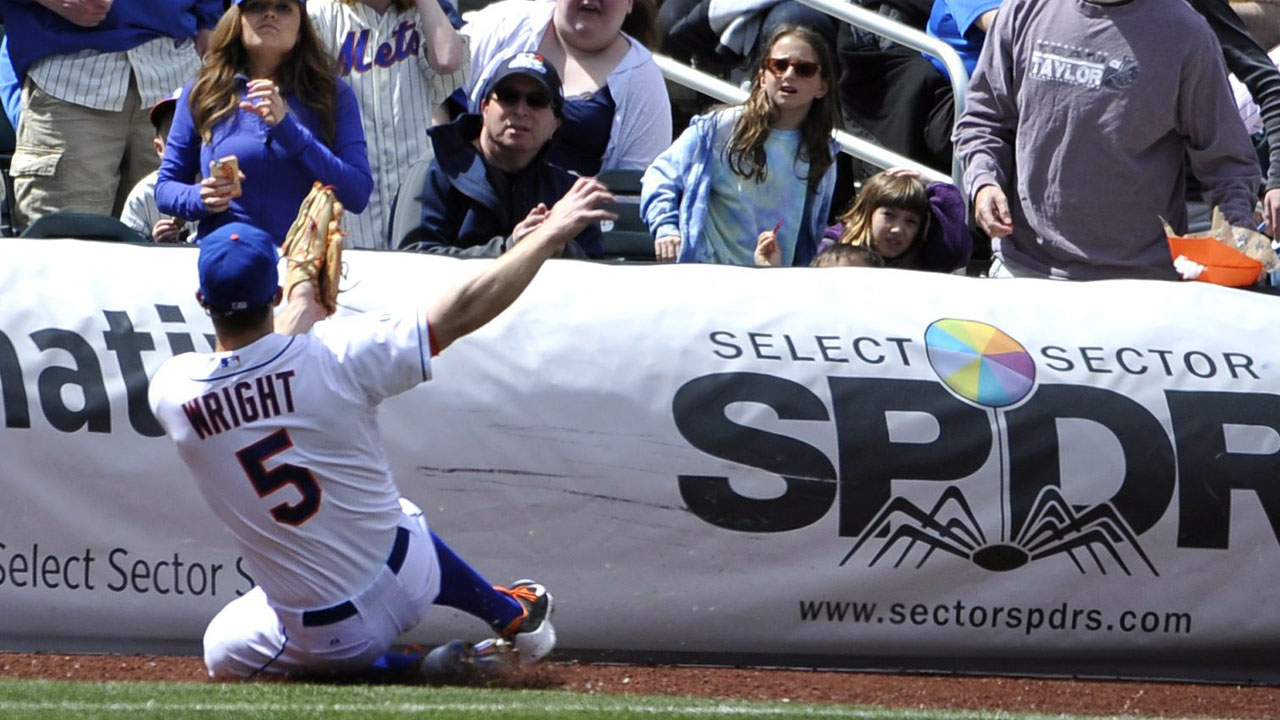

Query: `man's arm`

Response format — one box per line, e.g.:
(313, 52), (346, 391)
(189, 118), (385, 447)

(952, 0), (1019, 238)
(1179, 30), (1263, 229)
(415, 0), (466, 74)
(426, 177), (617, 354)
(972, 8), (997, 32)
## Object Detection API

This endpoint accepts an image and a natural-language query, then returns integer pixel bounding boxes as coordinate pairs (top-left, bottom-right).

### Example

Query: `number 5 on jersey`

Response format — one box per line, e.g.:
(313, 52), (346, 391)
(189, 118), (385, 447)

(236, 429), (322, 526)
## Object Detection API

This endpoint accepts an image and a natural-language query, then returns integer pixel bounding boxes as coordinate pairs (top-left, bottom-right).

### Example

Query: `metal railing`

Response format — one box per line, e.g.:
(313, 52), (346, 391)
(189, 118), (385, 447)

(653, 1), (970, 187)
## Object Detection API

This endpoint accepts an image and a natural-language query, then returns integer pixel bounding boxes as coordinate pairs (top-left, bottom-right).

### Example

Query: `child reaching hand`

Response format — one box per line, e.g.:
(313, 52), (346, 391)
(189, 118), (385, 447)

(641, 24), (840, 266)
(756, 225), (885, 267)
(826, 168), (971, 272)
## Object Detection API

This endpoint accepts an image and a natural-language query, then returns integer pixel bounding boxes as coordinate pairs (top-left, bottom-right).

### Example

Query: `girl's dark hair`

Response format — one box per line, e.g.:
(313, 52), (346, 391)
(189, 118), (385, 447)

(725, 23), (840, 193)
(839, 170), (932, 268)
(621, 0), (660, 49)
(189, 5), (339, 146)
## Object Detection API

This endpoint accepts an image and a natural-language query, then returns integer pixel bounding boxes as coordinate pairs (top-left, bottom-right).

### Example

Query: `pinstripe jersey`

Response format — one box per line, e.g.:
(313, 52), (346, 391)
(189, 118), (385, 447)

(27, 37), (203, 112)
(309, 0), (469, 250)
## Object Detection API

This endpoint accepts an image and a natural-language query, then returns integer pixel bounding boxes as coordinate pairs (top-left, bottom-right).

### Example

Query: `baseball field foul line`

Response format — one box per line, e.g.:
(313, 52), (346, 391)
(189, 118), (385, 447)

(0, 700), (1226, 720)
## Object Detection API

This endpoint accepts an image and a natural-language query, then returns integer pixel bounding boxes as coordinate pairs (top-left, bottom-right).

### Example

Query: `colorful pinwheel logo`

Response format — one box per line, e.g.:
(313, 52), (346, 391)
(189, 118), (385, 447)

(839, 319), (1156, 574)
(924, 319), (1035, 408)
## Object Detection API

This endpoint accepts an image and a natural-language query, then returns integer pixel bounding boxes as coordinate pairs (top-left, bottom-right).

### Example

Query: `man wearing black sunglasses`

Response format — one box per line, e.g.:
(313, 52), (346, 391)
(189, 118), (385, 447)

(399, 52), (605, 258)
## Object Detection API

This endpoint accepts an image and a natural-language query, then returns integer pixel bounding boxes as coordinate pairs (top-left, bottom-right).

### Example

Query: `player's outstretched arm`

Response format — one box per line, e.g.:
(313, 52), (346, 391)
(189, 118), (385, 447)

(427, 177), (617, 353)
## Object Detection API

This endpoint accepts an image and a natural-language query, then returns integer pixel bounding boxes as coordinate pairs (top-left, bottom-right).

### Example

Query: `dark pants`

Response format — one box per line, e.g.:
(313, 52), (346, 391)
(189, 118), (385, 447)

(835, 9), (955, 172)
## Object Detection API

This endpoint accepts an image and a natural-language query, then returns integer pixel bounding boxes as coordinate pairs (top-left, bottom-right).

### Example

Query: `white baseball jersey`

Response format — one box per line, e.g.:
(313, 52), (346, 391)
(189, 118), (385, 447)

(148, 311), (433, 610)
(308, 0), (470, 250)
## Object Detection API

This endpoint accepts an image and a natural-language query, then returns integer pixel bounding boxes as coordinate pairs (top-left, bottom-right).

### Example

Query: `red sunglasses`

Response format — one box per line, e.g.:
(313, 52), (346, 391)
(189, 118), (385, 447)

(764, 57), (821, 78)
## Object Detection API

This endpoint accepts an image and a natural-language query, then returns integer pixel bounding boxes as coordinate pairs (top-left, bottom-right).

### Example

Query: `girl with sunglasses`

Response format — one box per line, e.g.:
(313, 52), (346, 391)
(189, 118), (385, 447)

(640, 24), (839, 265)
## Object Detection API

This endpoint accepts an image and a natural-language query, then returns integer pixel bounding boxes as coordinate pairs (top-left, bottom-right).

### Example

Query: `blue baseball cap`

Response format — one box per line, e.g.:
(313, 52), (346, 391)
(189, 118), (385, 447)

(481, 52), (564, 115)
(198, 223), (279, 313)
(149, 87), (182, 132)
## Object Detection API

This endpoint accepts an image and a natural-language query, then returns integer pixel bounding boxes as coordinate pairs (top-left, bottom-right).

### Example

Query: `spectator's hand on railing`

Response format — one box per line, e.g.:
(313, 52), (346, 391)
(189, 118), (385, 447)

(201, 165), (244, 214)
(240, 80), (291, 127)
(975, 184), (1014, 239)
(38, 0), (111, 27)
(655, 234), (682, 262)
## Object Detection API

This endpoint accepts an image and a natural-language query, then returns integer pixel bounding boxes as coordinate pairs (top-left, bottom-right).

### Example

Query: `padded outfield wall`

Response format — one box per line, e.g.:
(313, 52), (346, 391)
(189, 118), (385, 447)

(1, 239), (1278, 683)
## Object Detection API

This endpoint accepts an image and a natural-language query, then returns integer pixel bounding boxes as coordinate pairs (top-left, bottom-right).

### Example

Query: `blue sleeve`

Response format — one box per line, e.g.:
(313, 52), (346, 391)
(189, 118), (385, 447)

(155, 82), (213, 222)
(194, 0), (224, 30)
(0, 37), (22, 132)
(640, 121), (700, 239)
(268, 80), (374, 213)
(795, 153), (838, 266)
(946, 0), (1000, 36)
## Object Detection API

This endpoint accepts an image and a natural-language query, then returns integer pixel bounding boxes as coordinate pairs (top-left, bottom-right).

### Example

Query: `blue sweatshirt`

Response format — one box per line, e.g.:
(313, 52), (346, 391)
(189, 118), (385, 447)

(156, 76), (373, 246)
(1, 0), (223, 81)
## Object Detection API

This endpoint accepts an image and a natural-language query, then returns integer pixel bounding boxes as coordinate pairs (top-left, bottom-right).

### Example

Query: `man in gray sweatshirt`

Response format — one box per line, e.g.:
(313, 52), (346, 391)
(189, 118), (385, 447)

(954, 0), (1261, 280)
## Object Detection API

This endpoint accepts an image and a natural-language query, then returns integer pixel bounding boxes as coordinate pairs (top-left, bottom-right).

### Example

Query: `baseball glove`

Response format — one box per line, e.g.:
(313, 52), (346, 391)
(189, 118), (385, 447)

(281, 182), (345, 315)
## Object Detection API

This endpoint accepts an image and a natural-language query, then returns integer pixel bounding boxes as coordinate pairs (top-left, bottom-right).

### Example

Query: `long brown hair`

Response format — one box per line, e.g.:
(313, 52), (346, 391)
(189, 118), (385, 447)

(724, 24), (839, 193)
(839, 170), (931, 268)
(189, 4), (339, 146)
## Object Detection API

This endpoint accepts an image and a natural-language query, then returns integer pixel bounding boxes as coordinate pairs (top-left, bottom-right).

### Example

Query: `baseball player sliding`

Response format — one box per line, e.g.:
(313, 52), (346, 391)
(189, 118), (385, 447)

(148, 177), (617, 678)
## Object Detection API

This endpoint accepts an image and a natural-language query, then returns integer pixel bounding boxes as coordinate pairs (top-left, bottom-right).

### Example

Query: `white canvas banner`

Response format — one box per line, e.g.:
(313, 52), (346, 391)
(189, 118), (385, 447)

(1, 238), (1278, 681)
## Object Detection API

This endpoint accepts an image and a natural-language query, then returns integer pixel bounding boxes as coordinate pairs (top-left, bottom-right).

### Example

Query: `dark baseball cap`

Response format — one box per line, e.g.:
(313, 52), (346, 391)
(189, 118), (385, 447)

(198, 223), (280, 313)
(149, 87), (183, 133)
(481, 52), (564, 114)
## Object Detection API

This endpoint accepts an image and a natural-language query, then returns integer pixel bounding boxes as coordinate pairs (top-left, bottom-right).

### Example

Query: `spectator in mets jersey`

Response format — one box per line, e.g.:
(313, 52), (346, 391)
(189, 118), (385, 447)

(1, 0), (221, 231)
(308, 0), (469, 249)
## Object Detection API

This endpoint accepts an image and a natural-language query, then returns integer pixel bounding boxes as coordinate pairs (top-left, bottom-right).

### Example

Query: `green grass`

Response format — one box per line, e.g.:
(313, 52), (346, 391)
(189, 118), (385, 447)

(0, 679), (1244, 720)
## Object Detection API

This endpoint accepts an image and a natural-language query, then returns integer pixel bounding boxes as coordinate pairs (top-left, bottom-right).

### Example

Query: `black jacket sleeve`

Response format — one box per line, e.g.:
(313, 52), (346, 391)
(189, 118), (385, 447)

(1190, 0), (1280, 191)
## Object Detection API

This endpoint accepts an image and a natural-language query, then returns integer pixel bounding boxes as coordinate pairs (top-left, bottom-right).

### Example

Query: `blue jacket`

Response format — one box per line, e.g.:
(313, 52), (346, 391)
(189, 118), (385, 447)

(640, 109), (837, 265)
(156, 77), (373, 246)
(400, 114), (603, 258)
(1, 0), (223, 81)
